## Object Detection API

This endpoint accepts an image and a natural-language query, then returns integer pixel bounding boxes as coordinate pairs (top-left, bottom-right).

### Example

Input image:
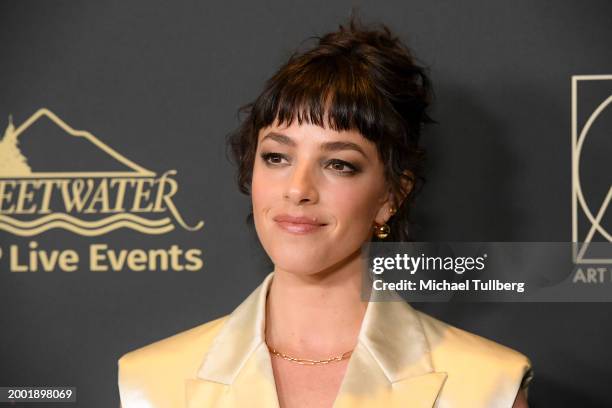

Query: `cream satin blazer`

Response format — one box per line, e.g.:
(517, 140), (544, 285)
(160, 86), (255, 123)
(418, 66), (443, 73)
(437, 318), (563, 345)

(118, 272), (533, 407)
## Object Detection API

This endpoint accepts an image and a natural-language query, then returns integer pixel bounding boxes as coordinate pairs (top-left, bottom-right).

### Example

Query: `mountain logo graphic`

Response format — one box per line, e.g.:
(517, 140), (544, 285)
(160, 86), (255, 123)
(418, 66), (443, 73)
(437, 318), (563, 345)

(0, 108), (204, 236)
(571, 75), (612, 264)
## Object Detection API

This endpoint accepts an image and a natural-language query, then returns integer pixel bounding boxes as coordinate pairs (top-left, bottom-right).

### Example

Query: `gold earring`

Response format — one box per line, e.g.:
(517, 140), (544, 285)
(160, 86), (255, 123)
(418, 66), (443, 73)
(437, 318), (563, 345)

(389, 207), (396, 215)
(374, 223), (390, 239)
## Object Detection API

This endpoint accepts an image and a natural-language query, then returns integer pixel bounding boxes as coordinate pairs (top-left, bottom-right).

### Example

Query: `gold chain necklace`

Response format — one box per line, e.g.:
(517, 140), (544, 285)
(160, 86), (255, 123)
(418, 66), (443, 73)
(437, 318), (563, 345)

(266, 342), (353, 365)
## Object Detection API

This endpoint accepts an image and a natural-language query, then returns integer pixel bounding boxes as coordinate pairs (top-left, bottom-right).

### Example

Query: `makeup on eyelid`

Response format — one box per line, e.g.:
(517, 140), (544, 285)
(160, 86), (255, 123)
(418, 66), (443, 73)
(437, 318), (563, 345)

(259, 152), (362, 175)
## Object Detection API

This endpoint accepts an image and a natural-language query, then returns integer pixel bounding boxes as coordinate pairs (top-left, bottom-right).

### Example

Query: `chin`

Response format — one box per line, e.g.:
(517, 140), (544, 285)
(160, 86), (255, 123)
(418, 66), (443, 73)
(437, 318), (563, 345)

(269, 246), (363, 278)
(268, 250), (328, 275)
(274, 264), (326, 277)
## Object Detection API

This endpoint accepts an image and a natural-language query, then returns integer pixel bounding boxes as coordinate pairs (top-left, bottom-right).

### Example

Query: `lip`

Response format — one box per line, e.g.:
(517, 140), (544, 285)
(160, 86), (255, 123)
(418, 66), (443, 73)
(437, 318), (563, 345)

(273, 214), (327, 234)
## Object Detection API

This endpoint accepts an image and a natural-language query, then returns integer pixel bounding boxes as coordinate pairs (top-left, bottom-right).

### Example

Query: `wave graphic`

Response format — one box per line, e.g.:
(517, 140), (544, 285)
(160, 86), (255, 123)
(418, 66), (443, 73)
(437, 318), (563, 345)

(0, 213), (174, 236)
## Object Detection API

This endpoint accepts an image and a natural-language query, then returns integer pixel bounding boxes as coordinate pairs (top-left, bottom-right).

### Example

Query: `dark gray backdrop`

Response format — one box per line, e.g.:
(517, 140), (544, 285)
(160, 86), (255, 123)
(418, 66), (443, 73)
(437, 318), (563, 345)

(1, 1), (611, 407)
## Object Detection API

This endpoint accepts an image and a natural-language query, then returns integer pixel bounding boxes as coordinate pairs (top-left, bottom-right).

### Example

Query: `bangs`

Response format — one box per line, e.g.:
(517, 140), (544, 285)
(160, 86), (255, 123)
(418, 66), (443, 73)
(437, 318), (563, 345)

(253, 55), (390, 141)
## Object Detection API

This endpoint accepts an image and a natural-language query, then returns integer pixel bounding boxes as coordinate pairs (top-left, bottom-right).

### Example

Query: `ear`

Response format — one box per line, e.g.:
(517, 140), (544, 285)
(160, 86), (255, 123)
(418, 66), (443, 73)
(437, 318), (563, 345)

(374, 170), (414, 225)
(374, 189), (395, 225)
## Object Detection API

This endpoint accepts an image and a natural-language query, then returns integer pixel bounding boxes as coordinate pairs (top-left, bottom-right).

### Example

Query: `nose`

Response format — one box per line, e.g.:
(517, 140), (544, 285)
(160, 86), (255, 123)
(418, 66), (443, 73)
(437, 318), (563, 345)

(284, 161), (319, 205)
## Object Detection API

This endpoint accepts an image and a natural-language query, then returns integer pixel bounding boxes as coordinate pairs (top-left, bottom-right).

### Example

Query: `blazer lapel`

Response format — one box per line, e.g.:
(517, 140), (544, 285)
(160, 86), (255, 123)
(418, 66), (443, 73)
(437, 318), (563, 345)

(187, 273), (279, 407)
(333, 292), (447, 407)
(185, 379), (226, 408)
(185, 343), (280, 407)
(187, 272), (447, 407)
(333, 372), (447, 408)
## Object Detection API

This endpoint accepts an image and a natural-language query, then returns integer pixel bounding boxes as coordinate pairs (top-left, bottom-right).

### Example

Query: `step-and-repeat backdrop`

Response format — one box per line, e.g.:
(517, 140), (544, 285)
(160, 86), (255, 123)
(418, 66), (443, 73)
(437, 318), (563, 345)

(1, 1), (611, 406)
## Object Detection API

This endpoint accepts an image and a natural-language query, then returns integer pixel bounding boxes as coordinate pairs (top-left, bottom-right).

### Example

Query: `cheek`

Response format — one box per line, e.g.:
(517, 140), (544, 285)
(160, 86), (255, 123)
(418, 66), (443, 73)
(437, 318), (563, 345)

(329, 182), (383, 235)
(251, 167), (272, 216)
(251, 163), (283, 237)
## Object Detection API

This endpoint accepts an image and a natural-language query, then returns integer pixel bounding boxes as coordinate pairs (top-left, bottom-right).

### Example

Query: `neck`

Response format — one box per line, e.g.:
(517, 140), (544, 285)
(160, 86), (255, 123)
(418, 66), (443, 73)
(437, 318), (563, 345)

(264, 248), (369, 358)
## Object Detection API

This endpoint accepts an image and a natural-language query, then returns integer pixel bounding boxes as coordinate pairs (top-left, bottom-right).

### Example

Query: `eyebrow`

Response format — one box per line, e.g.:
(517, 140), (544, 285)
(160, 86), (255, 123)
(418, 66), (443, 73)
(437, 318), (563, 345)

(261, 132), (368, 158)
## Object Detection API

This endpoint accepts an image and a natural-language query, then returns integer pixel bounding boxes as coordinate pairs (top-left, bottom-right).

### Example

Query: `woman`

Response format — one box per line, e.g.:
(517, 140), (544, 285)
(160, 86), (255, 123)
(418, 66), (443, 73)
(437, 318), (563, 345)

(118, 17), (533, 408)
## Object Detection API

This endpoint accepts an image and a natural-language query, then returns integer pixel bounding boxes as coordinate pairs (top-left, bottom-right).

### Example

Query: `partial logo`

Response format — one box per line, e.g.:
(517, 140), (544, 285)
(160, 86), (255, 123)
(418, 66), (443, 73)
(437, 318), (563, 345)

(0, 108), (203, 236)
(572, 75), (612, 264)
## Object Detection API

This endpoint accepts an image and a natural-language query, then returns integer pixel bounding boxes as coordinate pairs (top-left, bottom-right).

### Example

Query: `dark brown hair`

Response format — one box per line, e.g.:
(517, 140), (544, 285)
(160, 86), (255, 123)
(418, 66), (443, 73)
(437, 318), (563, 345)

(226, 16), (434, 241)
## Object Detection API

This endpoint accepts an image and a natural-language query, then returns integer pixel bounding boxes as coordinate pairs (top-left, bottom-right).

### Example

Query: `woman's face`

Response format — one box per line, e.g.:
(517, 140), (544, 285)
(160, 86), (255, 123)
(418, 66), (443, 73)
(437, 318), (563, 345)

(251, 119), (394, 276)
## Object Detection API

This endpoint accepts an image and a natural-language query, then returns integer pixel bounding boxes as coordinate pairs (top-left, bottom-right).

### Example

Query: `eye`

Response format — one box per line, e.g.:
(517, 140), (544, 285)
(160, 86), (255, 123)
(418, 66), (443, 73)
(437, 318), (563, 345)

(326, 159), (360, 175)
(260, 152), (289, 166)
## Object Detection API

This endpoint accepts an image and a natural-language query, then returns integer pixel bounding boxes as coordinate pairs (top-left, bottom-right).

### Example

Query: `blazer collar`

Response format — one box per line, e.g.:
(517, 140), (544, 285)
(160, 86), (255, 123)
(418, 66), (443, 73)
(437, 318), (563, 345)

(190, 272), (446, 407)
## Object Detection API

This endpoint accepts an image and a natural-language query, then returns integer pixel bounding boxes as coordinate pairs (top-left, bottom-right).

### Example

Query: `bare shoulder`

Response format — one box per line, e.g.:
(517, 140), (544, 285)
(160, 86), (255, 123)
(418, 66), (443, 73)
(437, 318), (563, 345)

(513, 388), (529, 408)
